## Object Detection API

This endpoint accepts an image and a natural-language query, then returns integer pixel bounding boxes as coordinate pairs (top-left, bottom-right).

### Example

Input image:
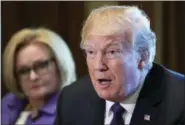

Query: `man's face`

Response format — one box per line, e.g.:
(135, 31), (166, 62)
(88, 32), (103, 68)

(83, 35), (141, 102)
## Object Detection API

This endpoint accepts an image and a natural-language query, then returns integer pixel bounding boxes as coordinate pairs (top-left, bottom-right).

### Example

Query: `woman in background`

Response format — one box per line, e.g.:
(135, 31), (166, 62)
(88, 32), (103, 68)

(2, 27), (76, 125)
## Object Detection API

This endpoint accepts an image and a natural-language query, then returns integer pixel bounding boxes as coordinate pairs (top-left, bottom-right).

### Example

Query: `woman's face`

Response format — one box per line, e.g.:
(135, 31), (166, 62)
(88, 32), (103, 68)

(15, 43), (60, 100)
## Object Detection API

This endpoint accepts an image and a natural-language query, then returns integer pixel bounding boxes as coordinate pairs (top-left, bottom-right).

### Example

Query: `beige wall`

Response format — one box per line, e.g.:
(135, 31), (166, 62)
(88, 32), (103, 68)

(153, 2), (163, 64)
(84, 1), (118, 19)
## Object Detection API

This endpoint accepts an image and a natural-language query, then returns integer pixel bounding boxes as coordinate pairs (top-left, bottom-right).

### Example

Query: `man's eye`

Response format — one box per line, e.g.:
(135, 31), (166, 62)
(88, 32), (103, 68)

(86, 50), (96, 55)
(107, 50), (120, 54)
(108, 50), (117, 54)
(106, 49), (122, 58)
(87, 50), (94, 54)
(85, 49), (96, 58)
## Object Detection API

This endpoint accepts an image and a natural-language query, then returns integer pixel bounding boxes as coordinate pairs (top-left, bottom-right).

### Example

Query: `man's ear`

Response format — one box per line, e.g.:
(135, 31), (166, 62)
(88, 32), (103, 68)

(138, 60), (146, 70)
(137, 51), (149, 70)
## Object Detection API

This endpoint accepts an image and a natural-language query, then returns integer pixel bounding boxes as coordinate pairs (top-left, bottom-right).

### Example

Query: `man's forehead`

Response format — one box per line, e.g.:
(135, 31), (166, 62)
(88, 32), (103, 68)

(86, 34), (125, 41)
(85, 41), (121, 46)
(83, 40), (123, 49)
(84, 34), (125, 44)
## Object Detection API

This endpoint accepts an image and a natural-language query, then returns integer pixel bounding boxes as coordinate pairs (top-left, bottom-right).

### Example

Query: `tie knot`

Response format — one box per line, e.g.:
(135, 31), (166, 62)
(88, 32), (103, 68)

(111, 103), (125, 115)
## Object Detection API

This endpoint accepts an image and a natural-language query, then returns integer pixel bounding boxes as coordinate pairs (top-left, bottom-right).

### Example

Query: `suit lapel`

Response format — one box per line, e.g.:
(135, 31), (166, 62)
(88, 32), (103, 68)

(87, 84), (105, 125)
(130, 98), (160, 125)
(73, 98), (105, 125)
(80, 75), (105, 125)
(88, 98), (105, 125)
(130, 64), (165, 125)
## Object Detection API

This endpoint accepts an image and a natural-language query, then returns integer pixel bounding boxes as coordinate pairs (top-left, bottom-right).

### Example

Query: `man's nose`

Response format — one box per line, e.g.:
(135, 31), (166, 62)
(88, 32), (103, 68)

(94, 52), (108, 72)
(29, 70), (39, 81)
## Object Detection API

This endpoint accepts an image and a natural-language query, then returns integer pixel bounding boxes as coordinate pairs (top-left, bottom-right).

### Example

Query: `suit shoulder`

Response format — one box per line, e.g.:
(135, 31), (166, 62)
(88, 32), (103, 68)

(168, 69), (184, 80)
(164, 68), (184, 87)
(64, 75), (92, 93)
(58, 75), (95, 101)
(163, 67), (184, 105)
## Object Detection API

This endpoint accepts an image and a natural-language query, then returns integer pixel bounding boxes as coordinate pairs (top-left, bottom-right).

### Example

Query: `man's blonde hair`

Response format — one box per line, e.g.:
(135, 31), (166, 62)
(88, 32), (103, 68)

(3, 27), (76, 98)
(81, 5), (156, 69)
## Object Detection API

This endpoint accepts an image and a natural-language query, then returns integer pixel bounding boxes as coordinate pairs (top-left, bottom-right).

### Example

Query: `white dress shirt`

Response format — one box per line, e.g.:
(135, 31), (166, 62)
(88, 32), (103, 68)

(104, 82), (144, 125)
(15, 111), (31, 125)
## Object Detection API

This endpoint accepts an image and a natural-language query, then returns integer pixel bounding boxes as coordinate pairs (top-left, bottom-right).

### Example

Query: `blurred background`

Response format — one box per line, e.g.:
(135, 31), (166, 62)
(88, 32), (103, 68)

(1, 1), (185, 97)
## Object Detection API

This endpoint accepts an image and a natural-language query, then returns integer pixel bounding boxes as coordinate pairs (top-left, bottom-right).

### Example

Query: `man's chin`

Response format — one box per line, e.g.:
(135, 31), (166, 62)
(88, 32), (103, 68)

(97, 91), (112, 100)
(97, 91), (124, 102)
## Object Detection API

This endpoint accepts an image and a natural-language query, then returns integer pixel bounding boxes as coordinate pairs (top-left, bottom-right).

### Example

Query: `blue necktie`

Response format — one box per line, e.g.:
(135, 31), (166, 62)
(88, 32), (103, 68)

(110, 103), (125, 125)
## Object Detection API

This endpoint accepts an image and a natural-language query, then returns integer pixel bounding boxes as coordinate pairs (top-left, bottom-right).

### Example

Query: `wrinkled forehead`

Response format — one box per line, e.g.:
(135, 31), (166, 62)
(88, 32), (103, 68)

(82, 13), (133, 47)
(81, 35), (133, 52)
(81, 36), (118, 49)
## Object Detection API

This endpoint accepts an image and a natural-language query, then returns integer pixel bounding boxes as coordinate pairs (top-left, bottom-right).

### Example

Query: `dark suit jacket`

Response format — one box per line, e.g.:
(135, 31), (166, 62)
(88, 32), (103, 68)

(55, 64), (184, 125)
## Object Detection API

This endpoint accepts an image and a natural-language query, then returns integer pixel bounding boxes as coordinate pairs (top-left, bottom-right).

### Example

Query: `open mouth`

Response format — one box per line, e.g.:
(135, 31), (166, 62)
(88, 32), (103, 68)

(97, 78), (112, 88)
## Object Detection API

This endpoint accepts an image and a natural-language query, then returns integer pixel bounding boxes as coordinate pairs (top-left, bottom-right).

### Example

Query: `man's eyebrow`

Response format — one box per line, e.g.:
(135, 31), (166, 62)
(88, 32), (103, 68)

(80, 43), (95, 49)
(104, 41), (123, 48)
(106, 43), (122, 47)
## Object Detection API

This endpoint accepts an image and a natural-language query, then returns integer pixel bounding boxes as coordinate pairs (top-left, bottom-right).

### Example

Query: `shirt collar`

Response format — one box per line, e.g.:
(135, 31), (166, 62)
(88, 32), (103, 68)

(7, 92), (60, 115)
(7, 93), (27, 110)
(123, 80), (144, 104)
(105, 81), (144, 117)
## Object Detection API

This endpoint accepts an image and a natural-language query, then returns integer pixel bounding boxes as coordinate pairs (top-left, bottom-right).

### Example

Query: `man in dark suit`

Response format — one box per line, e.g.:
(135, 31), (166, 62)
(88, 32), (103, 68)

(55, 5), (184, 125)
